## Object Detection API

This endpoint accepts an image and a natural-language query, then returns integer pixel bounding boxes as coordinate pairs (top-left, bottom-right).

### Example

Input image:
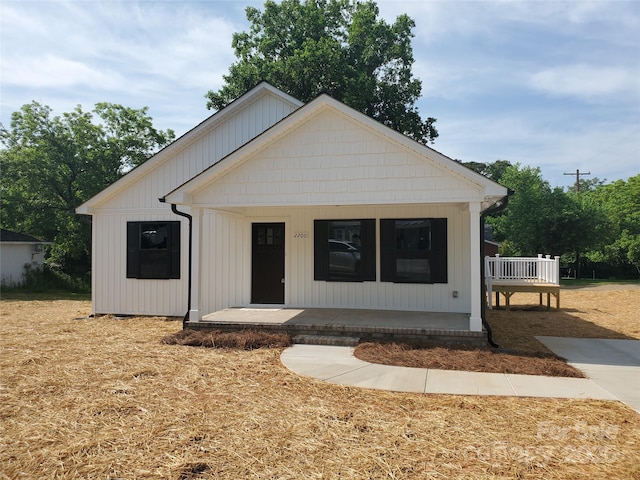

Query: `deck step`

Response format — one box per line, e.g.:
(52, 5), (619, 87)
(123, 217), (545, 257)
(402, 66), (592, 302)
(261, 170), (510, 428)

(293, 334), (360, 347)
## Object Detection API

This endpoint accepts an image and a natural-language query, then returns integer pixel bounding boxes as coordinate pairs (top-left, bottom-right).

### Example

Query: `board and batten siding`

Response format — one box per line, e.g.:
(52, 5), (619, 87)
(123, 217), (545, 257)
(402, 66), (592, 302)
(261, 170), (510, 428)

(88, 92), (299, 316)
(198, 204), (472, 316)
(92, 211), (188, 316)
(199, 211), (251, 314)
(192, 109), (482, 208)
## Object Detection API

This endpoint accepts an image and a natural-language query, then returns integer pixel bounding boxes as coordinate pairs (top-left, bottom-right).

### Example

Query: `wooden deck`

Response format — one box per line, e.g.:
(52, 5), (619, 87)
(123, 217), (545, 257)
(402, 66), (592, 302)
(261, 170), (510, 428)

(485, 255), (561, 310)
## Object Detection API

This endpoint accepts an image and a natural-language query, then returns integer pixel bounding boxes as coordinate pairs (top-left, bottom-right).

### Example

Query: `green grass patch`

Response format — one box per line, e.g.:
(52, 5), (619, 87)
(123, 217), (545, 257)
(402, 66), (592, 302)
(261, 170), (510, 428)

(0, 291), (91, 301)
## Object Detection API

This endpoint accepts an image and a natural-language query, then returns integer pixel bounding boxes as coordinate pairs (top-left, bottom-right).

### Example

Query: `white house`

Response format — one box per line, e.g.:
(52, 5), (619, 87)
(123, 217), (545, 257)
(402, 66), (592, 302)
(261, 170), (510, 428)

(0, 229), (50, 286)
(76, 83), (508, 332)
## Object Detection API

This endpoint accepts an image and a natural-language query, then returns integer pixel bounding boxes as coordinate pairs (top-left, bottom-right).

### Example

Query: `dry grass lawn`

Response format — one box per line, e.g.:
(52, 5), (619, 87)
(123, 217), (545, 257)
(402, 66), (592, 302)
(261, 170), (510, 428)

(1, 288), (639, 479)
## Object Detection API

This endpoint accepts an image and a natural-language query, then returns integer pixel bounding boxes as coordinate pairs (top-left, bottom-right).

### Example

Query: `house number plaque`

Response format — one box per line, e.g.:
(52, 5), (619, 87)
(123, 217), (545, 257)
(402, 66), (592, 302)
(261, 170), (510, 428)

(293, 232), (309, 239)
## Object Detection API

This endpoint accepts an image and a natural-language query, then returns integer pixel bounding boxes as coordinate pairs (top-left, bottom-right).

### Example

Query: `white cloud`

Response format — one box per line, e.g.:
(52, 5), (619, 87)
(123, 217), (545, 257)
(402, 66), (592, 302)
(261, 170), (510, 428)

(529, 65), (638, 99)
(432, 110), (640, 188)
(2, 54), (126, 90)
(1, 0), (638, 185)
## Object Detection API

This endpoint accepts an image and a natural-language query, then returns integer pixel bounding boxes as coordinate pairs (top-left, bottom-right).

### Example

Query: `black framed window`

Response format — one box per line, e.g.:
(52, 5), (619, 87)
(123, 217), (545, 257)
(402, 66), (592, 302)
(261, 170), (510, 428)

(314, 219), (376, 282)
(127, 221), (180, 279)
(380, 218), (447, 283)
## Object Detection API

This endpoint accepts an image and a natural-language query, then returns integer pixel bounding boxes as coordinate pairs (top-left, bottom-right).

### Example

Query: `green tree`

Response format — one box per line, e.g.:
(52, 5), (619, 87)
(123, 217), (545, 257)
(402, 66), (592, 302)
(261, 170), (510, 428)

(206, 0), (438, 144)
(586, 175), (640, 277)
(487, 164), (609, 273)
(0, 102), (174, 273)
(459, 159), (512, 182)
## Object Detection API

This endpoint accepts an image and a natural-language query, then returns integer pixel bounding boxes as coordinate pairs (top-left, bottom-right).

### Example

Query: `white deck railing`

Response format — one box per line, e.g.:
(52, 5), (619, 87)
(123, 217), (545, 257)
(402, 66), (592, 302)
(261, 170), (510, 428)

(485, 254), (560, 309)
(485, 254), (560, 284)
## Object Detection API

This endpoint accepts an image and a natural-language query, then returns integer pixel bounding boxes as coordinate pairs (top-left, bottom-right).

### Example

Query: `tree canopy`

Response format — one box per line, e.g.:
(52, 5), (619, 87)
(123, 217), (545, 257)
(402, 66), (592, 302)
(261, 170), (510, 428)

(0, 102), (174, 272)
(206, 0), (438, 144)
(462, 160), (637, 278)
(584, 175), (640, 275)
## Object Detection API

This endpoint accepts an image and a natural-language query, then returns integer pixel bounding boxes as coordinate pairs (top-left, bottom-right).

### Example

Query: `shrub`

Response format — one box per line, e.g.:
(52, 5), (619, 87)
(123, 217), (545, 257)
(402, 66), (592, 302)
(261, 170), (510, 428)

(1, 263), (90, 294)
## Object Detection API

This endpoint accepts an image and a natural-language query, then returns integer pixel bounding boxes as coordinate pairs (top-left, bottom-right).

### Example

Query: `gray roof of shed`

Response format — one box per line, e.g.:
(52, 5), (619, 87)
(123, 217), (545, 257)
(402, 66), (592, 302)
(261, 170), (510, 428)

(0, 229), (49, 243)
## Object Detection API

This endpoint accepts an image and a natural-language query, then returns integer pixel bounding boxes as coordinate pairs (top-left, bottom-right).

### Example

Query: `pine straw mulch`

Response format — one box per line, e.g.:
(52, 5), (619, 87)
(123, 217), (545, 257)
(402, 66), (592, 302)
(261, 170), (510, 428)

(162, 329), (292, 350)
(355, 287), (640, 377)
(1, 291), (639, 479)
(355, 343), (585, 377)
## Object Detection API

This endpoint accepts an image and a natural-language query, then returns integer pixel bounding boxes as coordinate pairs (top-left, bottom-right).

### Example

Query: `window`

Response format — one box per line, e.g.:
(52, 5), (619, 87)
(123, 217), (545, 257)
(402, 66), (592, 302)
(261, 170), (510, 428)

(314, 219), (375, 281)
(380, 218), (447, 283)
(127, 221), (180, 279)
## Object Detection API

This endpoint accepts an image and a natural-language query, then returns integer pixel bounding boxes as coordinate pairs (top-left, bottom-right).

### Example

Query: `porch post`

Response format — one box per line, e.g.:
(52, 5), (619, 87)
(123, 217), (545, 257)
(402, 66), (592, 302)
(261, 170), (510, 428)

(469, 202), (482, 331)
(189, 207), (202, 322)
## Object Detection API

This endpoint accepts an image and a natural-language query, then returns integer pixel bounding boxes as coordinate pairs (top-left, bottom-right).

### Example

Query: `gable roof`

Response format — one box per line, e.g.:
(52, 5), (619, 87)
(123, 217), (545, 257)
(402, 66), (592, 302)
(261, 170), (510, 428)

(76, 82), (303, 214)
(0, 229), (50, 244)
(163, 93), (508, 209)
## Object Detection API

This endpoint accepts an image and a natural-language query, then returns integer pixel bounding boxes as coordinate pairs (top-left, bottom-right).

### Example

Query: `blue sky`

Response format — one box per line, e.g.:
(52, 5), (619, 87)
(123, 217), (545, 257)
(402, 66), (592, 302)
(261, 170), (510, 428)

(1, 0), (638, 189)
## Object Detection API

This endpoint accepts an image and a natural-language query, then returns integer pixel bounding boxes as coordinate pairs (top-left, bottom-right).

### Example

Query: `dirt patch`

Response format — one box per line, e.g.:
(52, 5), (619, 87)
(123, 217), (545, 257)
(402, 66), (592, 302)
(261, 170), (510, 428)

(1, 294), (639, 479)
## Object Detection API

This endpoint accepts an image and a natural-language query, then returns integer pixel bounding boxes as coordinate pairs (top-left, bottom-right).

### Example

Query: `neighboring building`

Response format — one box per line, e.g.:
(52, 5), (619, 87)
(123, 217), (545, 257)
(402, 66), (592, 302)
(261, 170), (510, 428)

(77, 83), (508, 332)
(0, 229), (50, 286)
(484, 224), (501, 257)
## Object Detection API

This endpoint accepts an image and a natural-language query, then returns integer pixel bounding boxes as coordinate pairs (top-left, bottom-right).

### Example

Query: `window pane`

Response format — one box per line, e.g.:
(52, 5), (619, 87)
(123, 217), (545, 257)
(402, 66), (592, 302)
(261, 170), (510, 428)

(328, 220), (361, 279)
(140, 223), (168, 250)
(395, 220), (431, 282)
(139, 250), (170, 278)
(127, 221), (180, 279)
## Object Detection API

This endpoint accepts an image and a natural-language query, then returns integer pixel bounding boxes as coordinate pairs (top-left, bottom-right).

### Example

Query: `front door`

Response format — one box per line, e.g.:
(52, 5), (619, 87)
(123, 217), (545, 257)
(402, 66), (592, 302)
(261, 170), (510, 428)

(251, 223), (285, 304)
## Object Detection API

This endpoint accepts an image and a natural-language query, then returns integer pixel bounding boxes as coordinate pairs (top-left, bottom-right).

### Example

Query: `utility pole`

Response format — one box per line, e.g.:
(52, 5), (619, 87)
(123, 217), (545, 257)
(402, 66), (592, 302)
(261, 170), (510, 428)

(564, 169), (591, 193)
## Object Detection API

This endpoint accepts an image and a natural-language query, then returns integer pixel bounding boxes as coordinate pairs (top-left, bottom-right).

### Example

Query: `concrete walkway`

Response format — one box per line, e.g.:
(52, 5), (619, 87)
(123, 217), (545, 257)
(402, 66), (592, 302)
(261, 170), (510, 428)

(281, 342), (639, 412)
(537, 336), (640, 412)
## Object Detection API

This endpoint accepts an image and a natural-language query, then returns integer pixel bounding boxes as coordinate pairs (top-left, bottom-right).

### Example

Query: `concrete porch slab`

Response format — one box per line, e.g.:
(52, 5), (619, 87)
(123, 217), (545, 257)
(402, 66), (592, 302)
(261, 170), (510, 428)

(201, 307), (470, 330)
(194, 308), (486, 346)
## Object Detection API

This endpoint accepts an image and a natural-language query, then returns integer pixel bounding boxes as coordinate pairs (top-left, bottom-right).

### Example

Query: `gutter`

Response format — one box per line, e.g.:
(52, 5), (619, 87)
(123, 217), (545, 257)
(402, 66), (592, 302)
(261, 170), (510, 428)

(159, 198), (192, 328)
(480, 190), (513, 348)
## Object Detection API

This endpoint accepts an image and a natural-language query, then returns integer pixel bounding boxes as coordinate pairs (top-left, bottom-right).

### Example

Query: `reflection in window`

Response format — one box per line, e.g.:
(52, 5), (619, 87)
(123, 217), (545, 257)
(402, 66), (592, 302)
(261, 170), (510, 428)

(394, 220), (431, 282)
(256, 226), (282, 246)
(127, 221), (180, 279)
(328, 221), (361, 279)
(381, 218), (447, 284)
(140, 224), (168, 249)
(314, 219), (375, 282)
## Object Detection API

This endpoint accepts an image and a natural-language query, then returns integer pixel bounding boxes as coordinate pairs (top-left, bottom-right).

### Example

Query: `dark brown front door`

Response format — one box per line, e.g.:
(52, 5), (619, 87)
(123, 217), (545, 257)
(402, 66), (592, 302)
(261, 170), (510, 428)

(251, 223), (285, 304)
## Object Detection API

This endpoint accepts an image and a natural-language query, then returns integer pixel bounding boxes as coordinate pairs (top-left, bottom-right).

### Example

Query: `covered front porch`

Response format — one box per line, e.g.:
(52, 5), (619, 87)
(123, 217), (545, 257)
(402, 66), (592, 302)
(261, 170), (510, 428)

(185, 307), (488, 346)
